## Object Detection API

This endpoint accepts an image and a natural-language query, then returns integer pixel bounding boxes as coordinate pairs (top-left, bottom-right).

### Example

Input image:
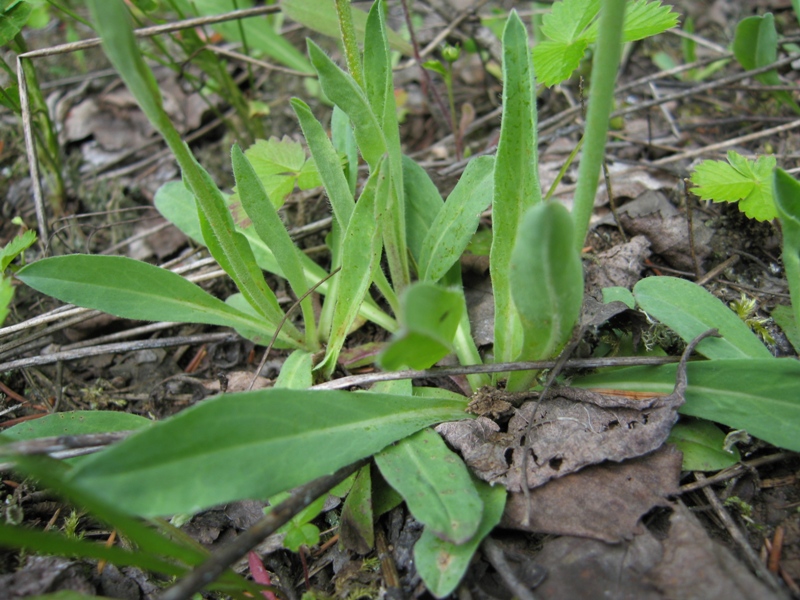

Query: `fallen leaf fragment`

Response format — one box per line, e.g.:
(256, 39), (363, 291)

(501, 445), (682, 542)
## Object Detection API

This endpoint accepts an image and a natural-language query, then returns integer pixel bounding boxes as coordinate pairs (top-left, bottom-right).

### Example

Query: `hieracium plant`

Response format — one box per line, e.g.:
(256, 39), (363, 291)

(6, 0), (800, 597)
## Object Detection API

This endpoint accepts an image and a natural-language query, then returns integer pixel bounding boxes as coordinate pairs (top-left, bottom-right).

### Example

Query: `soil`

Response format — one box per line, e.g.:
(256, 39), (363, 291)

(1, 0), (800, 599)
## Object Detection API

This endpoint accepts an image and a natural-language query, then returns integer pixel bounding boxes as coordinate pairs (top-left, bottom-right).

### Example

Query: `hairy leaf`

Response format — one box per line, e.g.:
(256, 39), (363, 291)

(67, 388), (471, 516)
(375, 428), (483, 544)
(414, 479), (506, 598)
(634, 276), (772, 359)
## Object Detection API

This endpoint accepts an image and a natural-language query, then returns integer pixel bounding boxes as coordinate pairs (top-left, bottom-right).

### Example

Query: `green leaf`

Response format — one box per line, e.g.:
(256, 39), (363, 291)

(3, 411), (151, 442)
(67, 388), (471, 516)
(0, 523), (184, 578)
(533, 39), (591, 87)
(317, 158), (386, 378)
(602, 286), (636, 309)
(491, 11), (540, 370)
(733, 14), (800, 114)
(307, 39), (386, 168)
(774, 169), (800, 332)
(574, 358), (800, 452)
(633, 276), (772, 359)
(610, 0), (679, 42)
(274, 350), (314, 390)
(419, 156), (494, 282)
(379, 283), (464, 371)
(375, 428), (483, 544)
(16, 255), (281, 341)
(403, 156), (444, 268)
(292, 99), (355, 228)
(1, 229), (36, 271)
(507, 202), (583, 390)
(239, 137), (321, 209)
(539, 0), (600, 44)
(533, 0), (677, 86)
(771, 305), (800, 353)
(154, 181), (396, 333)
(271, 492), (326, 551)
(0, 277), (12, 325)
(282, 0), (412, 56)
(339, 464), (374, 554)
(0, 0), (32, 45)
(414, 478), (506, 598)
(232, 143), (317, 347)
(667, 419), (740, 471)
(690, 151), (777, 221)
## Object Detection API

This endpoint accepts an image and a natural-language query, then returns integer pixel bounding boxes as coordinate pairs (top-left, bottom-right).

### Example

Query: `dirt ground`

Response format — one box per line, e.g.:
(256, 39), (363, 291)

(1, 0), (800, 598)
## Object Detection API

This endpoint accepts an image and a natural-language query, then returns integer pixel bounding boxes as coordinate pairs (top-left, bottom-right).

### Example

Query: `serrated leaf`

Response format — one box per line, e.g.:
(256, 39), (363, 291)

(240, 136), (321, 209)
(1, 229), (36, 271)
(375, 428), (483, 544)
(67, 388), (471, 516)
(667, 419), (740, 471)
(0, 0), (32, 45)
(595, 0), (679, 42)
(534, 0), (678, 86)
(690, 151), (777, 221)
(414, 478), (506, 598)
(539, 0), (600, 43)
(533, 39), (591, 87)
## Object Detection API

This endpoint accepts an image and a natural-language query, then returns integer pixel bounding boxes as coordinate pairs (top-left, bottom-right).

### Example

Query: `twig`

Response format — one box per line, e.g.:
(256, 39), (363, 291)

(695, 254), (740, 286)
(158, 459), (368, 600)
(0, 332), (239, 372)
(310, 355), (684, 390)
(481, 537), (538, 600)
(678, 453), (789, 494)
(696, 472), (787, 596)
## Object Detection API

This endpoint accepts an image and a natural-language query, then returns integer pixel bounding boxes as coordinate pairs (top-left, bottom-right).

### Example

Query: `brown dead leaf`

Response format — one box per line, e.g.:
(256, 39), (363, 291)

(585, 234), (652, 291)
(646, 502), (782, 600)
(597, 190), (712, 271)
(532, 533), (664, 599)
(501, 445), (682, 542)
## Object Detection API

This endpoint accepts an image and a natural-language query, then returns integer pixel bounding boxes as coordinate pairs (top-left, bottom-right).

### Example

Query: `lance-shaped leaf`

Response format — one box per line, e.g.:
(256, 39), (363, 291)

(232, 144), (317, 348)
(375, 428), (483, 544)
(574, 358), (800, 452)
(16, 255), (285, 343)
(491, 11), (541, 370)
(292, 98), (355, 228)
(633, 276), (772, 359)
(419, 156), (494, 282)
(415, 479), (506, 598)
(507, 202), (583, 390)
(307, 39), (386, 168)
(774, 169), (800, 330)
(3, 411), (151, 442)
(379, 282), (464, 371)
(66, 388), (471, 516)
(403, 156), (444, 268)
(317, 158), (387, 378)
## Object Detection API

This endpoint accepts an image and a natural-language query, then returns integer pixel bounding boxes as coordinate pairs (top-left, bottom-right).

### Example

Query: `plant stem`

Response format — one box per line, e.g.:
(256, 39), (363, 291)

(571, 0), (626, 253)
